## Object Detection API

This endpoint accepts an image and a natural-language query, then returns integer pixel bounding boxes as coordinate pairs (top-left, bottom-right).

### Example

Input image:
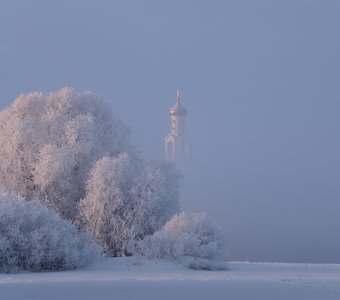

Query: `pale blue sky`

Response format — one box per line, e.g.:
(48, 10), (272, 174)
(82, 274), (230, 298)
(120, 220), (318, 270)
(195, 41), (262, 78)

(0, 0), (339, 262)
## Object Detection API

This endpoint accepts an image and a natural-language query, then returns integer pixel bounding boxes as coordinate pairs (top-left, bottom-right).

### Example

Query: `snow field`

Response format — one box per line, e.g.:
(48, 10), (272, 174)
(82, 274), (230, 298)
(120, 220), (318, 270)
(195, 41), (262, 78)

(1, 258), (340, 300)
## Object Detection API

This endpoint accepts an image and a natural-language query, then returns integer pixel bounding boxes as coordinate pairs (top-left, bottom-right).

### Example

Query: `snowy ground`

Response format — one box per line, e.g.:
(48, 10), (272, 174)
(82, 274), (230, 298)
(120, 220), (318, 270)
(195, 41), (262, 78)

(1, 258), (340, 300)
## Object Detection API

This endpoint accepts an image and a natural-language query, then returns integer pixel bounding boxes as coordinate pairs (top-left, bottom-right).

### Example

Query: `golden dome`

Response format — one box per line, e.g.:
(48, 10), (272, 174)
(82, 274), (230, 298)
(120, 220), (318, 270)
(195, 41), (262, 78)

(169, 90), (188, 116)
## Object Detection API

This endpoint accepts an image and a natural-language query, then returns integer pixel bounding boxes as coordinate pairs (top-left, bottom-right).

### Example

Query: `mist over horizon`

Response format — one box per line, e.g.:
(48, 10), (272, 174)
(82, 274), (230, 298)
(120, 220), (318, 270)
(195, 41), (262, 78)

(0, 0), (339, 263)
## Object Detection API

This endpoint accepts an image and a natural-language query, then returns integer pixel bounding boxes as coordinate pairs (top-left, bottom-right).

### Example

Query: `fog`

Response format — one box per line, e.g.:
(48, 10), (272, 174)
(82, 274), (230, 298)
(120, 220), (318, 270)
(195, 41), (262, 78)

(0, 0), (339, 263)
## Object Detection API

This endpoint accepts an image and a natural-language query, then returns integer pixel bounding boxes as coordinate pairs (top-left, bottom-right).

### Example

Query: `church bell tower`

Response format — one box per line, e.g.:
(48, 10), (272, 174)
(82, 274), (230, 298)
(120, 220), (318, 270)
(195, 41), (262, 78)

(164, 90), (190, 161)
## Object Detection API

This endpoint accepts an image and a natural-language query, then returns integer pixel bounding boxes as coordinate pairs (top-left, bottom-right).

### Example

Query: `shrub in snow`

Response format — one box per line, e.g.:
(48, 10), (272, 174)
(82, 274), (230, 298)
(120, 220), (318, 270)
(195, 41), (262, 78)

(79, 154), (180, 256)
(133, 212), (227, 270)
(0, 193), (98, 273)
(0, 88), (132, 220)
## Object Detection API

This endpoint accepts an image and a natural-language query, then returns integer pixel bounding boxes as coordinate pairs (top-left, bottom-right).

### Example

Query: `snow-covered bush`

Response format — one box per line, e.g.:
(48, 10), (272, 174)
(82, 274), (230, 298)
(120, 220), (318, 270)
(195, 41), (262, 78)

(79, 154), (180, 256)
(0, 193), (98, 273)
(0, 88), (132, 220)
(133, 212), (227, 270)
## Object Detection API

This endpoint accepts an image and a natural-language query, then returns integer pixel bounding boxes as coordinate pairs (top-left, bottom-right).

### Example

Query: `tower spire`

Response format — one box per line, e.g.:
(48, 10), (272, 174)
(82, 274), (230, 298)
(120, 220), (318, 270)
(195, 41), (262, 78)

(165, 90), (190, 162)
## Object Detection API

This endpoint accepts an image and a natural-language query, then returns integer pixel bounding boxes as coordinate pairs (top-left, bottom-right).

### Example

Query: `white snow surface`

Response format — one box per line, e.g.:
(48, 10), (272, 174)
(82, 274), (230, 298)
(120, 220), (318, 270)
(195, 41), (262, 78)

(1, 258), (340, 300)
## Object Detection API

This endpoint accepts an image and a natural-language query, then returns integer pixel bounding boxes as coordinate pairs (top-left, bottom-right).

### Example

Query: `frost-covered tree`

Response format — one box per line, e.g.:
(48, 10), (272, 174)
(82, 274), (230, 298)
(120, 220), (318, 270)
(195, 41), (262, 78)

(0, 193), (98, 273)
(0, 88), (131, 220)
(133, 212), (227, 270)
(79, 154), (180, 256)
(78, 154), (138, 256)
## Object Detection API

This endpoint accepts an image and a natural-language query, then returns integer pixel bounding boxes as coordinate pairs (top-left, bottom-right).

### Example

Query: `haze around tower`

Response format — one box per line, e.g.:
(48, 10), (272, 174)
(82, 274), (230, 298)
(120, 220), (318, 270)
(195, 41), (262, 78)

(0, 0), (339, 263)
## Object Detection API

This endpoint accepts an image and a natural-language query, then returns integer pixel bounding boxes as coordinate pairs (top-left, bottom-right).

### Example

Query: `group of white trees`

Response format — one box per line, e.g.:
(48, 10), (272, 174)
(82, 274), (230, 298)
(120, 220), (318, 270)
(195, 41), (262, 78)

(0, 88), (226, 272)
